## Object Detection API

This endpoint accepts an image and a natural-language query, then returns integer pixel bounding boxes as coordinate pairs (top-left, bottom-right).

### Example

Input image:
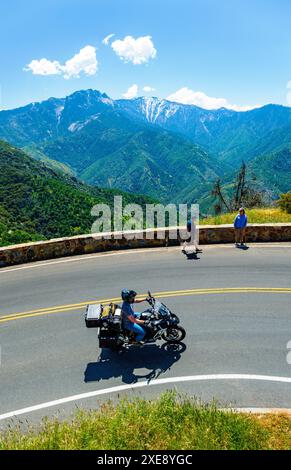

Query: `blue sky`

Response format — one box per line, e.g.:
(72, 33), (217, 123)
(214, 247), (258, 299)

(1, 0), (291, 110)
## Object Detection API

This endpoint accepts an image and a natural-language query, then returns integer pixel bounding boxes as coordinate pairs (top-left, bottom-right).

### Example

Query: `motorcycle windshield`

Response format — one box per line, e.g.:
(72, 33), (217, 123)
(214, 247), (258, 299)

(155, 302), (169, 317)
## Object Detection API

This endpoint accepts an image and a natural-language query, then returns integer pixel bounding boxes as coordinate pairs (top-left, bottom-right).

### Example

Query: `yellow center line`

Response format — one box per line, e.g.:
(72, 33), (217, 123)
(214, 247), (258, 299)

(1, 287), (291, 324)
(0, 297), (122, 318)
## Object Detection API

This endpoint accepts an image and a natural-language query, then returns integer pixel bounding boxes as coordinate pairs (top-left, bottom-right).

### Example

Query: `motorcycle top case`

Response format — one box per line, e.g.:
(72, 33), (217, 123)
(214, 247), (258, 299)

(85, 304), (103, 328)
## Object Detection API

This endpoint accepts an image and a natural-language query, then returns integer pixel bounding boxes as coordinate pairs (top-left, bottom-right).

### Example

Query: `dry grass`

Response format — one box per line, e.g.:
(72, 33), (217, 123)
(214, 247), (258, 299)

(200, 208), (291, 225)
(256, 413), (291, 450)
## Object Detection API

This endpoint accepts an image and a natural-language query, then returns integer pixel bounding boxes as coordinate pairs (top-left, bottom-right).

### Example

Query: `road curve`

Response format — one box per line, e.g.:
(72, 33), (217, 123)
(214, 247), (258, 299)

(1, 243), (291, 425)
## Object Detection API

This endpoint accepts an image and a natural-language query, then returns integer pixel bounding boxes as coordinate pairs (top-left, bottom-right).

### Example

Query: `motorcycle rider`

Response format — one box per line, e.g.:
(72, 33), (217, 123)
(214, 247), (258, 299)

(121, 289), (148, 345)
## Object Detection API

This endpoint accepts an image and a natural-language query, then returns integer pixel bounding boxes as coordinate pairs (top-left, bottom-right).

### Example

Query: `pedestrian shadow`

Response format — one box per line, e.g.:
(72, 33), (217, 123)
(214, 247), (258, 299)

(236, 245), (249, 251)
(184, 252), (201, 260)
(84, 342), (186, 384)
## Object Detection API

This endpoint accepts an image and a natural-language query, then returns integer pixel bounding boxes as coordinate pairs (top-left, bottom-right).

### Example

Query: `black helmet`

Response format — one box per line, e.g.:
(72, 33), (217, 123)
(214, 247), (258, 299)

(121, 289), (137, 303)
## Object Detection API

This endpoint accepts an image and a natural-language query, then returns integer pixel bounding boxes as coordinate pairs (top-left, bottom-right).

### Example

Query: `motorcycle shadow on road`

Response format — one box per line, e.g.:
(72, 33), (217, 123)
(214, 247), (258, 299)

(84, 342), (186, 385)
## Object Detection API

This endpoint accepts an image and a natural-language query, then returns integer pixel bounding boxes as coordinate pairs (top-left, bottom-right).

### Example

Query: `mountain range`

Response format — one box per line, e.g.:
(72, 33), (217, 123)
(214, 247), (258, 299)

(0, 89), (291, 207)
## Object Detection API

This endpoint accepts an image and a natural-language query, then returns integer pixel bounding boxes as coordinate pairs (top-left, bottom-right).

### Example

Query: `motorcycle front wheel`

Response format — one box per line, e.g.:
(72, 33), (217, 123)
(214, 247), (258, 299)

(162, 326), (186, 343)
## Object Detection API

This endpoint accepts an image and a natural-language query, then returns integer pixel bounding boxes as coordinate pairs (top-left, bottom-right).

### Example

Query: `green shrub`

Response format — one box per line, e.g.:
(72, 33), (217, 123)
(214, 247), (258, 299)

(276, 192), (291, 214)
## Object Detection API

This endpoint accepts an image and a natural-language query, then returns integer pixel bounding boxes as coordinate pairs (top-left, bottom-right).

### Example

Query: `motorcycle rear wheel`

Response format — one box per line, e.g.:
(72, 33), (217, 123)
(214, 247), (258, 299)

(162, 326), (186, 343)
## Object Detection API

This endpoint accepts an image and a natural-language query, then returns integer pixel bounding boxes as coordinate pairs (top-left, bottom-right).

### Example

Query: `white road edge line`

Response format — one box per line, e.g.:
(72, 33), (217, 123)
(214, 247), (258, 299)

(0, 248), (168, 274)
(1, 244), (291, 275)
(232, 408), (291, 414)
(1, 374), (291, 421)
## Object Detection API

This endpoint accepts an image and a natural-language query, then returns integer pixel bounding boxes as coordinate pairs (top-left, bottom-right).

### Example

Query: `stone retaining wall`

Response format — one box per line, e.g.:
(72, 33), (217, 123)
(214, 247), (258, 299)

(0, 223), (290, 268)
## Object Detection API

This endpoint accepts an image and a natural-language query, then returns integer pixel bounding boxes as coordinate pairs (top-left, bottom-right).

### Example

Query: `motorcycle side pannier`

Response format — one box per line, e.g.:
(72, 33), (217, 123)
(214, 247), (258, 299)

(85, 304), (103, 328)
(98, 328), (119, 348)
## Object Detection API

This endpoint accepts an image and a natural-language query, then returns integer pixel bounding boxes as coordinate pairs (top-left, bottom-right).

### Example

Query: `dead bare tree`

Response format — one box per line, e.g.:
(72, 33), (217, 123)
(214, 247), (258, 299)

(233, 161), (247, 210)
(211, 178), (232, 213)
(211, 162), (266, 214)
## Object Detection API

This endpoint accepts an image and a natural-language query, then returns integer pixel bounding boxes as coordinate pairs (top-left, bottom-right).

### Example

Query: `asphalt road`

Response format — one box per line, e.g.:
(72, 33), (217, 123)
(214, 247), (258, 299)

(0, 243), (291, 425)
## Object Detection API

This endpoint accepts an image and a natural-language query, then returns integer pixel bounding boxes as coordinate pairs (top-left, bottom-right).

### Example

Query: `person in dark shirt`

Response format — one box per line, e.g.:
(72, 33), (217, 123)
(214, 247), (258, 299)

(181, 216), (202, 254)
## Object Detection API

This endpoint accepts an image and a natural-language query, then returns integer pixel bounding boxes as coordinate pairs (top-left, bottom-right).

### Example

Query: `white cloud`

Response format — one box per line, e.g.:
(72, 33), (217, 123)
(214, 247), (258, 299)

(287, 81), (291, 89)
(102, 33), (115, 45)
(24, 58), (62, 76)
(24, 46), (98, 79)
(167, 87), (259, 111)
(111, 35), (157, 65)
(61, 46), (98, 79)
(123, 84), (138, 99)
(143, 86), (155, 93)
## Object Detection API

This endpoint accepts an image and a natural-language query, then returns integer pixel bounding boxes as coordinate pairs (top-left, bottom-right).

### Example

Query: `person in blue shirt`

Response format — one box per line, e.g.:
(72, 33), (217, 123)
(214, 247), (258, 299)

(121, 289), (148, 345)
(234, 207), (248, 246)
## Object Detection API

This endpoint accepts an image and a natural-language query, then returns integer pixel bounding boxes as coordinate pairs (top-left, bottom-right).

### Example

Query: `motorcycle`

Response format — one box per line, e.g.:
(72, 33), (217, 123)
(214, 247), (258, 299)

(85, 291), (186, 351)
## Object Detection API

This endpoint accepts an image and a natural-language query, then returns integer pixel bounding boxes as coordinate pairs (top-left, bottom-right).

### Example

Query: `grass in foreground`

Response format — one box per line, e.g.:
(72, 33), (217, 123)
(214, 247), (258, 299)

(200, 207), (291, 225)
(0, 392), (290, 450)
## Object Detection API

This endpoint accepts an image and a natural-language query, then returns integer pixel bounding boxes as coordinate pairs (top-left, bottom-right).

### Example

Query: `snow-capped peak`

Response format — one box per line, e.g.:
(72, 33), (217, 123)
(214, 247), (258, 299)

(55, 105), (64, 123)
(139, 97), (179, 123)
